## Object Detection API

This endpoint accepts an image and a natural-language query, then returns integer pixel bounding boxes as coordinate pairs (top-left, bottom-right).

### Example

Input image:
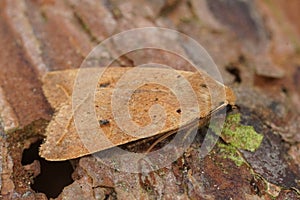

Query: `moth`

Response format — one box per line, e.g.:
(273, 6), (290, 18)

(40, 67), (236, 161)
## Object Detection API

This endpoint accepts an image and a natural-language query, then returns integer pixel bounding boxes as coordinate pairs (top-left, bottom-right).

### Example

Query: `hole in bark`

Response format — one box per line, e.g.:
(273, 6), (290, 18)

(226, 65), (241, 83)
(281, 86), (288, 94)
(22, 140), (74, 198)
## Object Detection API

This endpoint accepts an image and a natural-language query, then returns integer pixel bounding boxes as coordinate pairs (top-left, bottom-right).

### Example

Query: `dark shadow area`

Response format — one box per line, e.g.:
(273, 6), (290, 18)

(226, 65), (242, 83)
(22, 140), (74, 198)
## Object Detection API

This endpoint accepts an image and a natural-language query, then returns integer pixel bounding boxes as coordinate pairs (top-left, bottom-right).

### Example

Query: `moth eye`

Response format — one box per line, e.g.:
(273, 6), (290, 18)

(176, 109), (181, 114)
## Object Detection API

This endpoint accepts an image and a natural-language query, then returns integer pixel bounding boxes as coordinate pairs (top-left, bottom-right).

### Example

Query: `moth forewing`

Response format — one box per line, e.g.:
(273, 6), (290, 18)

(40, 67), (235, 161)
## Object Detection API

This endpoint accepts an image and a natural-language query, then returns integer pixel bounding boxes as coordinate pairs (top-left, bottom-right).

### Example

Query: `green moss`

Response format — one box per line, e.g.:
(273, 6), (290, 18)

(218, 143), (245, 167)
(220, 114), (263, 152)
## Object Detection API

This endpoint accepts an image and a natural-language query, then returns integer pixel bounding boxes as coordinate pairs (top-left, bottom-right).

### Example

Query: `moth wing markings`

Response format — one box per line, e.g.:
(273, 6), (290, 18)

(40, 67), (235, 160)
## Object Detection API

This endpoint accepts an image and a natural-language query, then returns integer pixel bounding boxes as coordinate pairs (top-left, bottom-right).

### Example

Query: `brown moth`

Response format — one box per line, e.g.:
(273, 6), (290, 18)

(40, 67), (236, 161)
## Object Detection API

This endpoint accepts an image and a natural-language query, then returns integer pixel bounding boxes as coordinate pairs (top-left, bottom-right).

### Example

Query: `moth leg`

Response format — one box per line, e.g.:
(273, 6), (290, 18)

(52, 84), (71, 145)
(56, 115), (73, 145)
(145, 103), (229, 153)
(146, 130), (176, 153)
(145, 121), (199, 153)
(55, 93), (92, 145)
(56, 84), (71, 98)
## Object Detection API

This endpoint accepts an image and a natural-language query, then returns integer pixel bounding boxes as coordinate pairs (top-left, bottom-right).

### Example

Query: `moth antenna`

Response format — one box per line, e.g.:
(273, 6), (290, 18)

(182, 121), (199, 141)
(209, 102), (227, 115)
(146, 102), (228, 153)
